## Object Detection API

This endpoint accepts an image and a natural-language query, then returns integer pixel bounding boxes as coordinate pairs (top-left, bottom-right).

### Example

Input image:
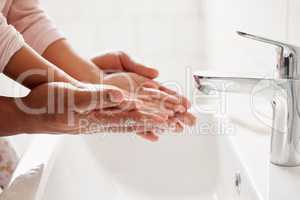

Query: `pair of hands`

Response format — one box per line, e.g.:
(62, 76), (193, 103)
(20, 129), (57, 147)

(22, 82), (168, 136)
(93, 52), (196, 141)
(22, 52), (196, 141)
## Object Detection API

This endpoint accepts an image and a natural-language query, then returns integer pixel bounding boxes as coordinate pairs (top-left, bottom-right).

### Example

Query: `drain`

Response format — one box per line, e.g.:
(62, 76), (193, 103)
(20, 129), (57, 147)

(234, 172), (242, 195)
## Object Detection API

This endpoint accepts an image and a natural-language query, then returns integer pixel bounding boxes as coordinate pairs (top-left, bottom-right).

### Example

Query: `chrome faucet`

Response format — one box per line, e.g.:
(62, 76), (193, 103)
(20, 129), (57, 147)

(194, 31), (300, 167)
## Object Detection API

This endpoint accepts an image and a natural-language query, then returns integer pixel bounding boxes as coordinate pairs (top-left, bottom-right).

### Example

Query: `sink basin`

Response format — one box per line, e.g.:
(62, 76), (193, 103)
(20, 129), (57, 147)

(40, 112), (261, 200)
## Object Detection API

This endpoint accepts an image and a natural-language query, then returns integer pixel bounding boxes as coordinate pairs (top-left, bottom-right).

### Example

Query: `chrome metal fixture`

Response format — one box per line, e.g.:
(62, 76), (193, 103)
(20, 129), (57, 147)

(194, 31), (300, 167)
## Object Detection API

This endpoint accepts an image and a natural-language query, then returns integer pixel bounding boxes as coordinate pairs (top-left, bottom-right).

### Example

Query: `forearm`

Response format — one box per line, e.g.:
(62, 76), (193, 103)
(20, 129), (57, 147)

(42, 39), (104, 84)
(3, 44), (79, 89)
(0, 97), (35, 136)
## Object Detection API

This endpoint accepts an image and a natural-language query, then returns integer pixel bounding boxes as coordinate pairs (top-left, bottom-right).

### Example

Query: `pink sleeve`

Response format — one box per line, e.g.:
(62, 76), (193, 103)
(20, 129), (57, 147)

(7, 0), (64, 55)
(0, 13), (25, 73)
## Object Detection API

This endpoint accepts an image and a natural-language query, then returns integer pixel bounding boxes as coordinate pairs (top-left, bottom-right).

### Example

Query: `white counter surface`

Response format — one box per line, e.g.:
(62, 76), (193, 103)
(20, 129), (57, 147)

(222, 93), (300, 200)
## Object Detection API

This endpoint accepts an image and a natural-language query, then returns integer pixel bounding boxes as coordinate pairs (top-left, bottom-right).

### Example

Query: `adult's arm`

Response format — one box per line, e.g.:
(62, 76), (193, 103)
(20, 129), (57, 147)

(0, 96), (32, 136)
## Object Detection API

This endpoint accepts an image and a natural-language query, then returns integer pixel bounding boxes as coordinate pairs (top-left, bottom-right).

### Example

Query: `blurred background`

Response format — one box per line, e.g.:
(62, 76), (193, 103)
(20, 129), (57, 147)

(3, 0), (297, 95)
(42, 0), (207, 87)
(40, 0), (297, 84)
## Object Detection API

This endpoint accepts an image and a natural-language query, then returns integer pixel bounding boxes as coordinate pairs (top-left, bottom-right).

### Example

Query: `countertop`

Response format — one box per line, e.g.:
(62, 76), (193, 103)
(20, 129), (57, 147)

(224, 93), (300, 200)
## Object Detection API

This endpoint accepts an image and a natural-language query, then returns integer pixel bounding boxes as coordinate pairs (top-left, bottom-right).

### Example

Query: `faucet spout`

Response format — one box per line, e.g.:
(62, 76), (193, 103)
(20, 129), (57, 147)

(194, 73), (275, 95)
(194, 72), (300, 167)
(193, 31), (300, 167)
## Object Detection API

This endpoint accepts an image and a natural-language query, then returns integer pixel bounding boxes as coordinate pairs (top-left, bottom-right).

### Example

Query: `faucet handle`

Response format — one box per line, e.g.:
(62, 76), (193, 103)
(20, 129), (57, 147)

(237, 31), (299, 79)
(237, 31), (288, 48)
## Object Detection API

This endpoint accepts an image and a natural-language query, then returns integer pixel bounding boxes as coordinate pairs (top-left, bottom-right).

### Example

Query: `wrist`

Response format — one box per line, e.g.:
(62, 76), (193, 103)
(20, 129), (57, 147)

(0, 97), (40, 135)
(13, 98), (42, 134)
(43, 39), (104, 84)
(80, 61), (104, 84)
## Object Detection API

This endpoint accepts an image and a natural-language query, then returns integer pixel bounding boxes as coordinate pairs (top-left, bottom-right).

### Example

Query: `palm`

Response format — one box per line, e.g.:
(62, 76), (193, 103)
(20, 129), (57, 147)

(93, 53), (196, 139)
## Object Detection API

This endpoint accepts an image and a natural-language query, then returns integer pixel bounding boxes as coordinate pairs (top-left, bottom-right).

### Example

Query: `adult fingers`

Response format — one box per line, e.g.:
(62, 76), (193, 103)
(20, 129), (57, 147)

(174, 112), (197, 127)
(142, 100), (175, 117)
(141, 83), (191, 110)
(92, 109), (167, 127)
(116, 98), (142, 111)
(138, 102), (171, 120)
(74, 85), (125, 112)
(166, 117), (184, 133)
(138, 87), (180, 104)
(105, 125), (163, 133)
(159, 86), (191, 109)
(78, 123), (162, 134)
(136, 131), (159, 142)
(164, 102), (186, 113)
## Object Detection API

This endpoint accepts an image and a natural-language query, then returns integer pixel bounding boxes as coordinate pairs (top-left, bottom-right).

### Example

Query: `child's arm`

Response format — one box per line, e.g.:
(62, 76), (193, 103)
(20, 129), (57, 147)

(0, 2), (79, 89)
(42, 39), (105, 84)
(0, 14), (72, 89)
(6, 0), (105, 84)
(43, 39), (159, 83)
(6, 0), (158, 84)
(3, 44), (81, 89)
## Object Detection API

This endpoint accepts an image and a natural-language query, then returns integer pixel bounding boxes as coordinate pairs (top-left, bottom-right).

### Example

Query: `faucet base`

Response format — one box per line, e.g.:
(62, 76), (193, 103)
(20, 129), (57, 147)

(271, 161), (300, 167)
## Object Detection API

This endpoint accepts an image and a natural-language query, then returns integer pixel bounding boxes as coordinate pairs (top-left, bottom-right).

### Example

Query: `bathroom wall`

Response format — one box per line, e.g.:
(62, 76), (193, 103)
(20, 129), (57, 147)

(40, 0), (300, 94)
(287, 0), (300, 46)
(41, 0), (207, 90)
(201, 0), (299, 76)
(199, 0), (300, 124)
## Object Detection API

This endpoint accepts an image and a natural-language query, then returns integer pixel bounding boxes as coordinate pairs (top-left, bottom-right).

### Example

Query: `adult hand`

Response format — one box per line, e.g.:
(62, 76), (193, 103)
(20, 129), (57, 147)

(92, 52), (196, 141)
(20, 82), (168, 134)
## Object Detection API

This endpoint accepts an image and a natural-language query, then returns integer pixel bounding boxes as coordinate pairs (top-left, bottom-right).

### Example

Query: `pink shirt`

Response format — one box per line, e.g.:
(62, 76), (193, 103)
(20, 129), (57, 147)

(0, 0), (63, 72)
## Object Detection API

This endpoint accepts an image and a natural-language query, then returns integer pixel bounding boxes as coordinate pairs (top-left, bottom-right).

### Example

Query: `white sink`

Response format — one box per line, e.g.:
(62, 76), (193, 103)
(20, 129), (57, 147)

(40, 112), (261, 200)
